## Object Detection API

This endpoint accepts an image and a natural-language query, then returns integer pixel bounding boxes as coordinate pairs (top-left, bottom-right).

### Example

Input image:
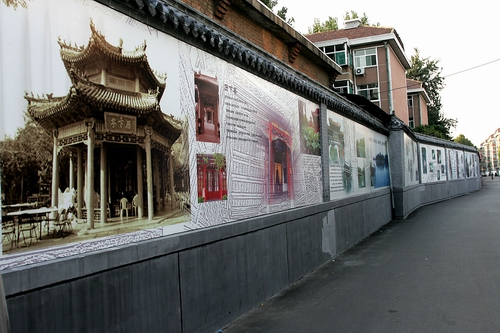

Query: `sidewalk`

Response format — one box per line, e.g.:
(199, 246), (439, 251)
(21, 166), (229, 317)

(223, 177), (500, 333)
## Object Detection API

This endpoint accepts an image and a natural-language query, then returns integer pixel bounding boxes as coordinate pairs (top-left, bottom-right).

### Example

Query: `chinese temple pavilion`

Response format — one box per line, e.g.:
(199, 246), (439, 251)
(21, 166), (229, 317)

(25, 21), (182, 228)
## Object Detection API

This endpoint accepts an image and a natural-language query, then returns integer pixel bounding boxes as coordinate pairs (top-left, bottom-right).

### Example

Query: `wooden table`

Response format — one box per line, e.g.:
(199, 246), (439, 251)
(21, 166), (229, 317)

(7, 207), (58, 242)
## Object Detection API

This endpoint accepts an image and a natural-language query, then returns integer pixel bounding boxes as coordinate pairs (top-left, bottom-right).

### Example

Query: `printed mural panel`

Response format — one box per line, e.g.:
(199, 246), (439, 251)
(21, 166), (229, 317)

(420, 144), (446, 183)
(1, 0), (324, 259)
(464, 151), (479, 178)
(404, 133), (419, 187)
(446, 149), (465, 180)
(180, 43), (323, 229)
(327, 110), (389, 199)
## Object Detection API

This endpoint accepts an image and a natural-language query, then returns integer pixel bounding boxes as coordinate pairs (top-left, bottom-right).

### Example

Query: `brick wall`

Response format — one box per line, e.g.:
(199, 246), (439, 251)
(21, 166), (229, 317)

(180, 0), (331, 87)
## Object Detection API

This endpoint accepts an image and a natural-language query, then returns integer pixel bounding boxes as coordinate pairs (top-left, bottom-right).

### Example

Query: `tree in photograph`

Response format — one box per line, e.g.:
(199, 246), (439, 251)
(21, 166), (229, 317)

(261, 0), (294, 25)
(453, 134), (476, 149)
(0, 112), (70, 204)
(407, 48), (457, 140)
(2, 0), (30, 9)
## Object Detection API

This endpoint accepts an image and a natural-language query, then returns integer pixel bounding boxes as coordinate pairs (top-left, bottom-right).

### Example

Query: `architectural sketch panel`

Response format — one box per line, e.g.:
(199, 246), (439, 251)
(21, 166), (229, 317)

(420, 144), (446, 183)
(404, 133), (420, 186)
(328, 110), (389, 200)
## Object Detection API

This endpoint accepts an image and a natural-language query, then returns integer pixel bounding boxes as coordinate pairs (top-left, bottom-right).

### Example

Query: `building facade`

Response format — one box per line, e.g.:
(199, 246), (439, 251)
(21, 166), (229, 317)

(406, 79), (430, 128)
(479, 128), (500, 175)
(307, 19), (428, 127)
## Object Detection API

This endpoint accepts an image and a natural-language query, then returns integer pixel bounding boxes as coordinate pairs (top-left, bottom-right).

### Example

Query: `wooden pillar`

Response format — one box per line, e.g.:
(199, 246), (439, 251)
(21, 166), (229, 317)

(136, 146), (144, 218)
(69, 152), (74, 190)
(77, 147), (84, 219)
(86, 120), (95, 229)
(154, 152), (161, 210)
(168, 146), (175, 209)
(100, 143), (107, 223)
(51, 130), (59, 208)
(145, 127), (154, 221)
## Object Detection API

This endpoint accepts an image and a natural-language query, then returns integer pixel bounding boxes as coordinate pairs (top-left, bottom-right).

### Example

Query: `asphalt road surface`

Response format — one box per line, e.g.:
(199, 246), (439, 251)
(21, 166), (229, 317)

(223, 178), (500, 333)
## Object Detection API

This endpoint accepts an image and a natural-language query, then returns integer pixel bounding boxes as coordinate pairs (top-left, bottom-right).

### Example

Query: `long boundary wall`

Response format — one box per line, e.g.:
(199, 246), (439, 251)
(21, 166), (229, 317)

(0, 1), (481, 332)
(388, 122), (481, 219)
(3, 189), (391, 333)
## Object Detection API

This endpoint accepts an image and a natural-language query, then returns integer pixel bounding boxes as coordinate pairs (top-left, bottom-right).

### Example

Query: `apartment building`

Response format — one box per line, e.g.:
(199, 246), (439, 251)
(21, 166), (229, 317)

(307, 18), (428, 127)
(479, 128), (500, 174)
(407, 79), (430, 128)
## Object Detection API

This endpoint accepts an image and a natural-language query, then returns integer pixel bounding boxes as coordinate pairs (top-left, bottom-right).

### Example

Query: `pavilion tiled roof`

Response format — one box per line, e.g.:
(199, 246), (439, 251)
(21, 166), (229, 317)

(27, 74), (161, 125)
(26, 21), (182, 143)
(58, 20), (167, 98)
(26, 74), (181, 142)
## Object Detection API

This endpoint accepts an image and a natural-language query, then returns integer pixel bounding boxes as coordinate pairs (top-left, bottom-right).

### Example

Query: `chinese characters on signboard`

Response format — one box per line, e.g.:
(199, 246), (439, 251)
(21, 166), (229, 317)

(104, 112), (137, 134)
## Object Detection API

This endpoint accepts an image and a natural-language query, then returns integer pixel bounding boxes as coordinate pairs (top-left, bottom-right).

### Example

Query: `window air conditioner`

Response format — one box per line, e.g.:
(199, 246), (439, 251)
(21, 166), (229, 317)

(355, 67), (365, 76)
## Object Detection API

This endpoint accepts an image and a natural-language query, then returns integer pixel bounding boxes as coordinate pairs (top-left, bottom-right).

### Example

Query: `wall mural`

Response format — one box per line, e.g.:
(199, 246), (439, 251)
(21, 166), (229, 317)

(464, 151), (479, 178)
(420, 144), (446, 183)
(179, 43), (323, 229)
(403, 133), (419, 187)
(327, 110), (390, 200)
(446, 148), (465, 180)
(1, 0), (325, 261)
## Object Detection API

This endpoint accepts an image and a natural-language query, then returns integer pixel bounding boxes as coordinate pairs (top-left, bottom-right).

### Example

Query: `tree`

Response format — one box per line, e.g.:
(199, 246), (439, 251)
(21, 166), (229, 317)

(407, 48), (457, 140)
(308, 11), (378, 34)
(344, 11), (375, 26)
(308, 17), (339, 34)
(454, 134), (476, 149)
(261, 0), (294, 25)
(1, 111), (70, 204)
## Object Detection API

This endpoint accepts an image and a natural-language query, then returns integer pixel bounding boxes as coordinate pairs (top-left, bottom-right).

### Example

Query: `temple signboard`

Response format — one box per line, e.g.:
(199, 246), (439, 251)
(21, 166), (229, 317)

(104, 112), (137, 134)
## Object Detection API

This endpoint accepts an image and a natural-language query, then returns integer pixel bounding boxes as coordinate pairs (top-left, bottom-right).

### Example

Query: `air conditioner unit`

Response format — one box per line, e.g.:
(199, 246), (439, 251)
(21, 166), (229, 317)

(355, 67), (365, 76)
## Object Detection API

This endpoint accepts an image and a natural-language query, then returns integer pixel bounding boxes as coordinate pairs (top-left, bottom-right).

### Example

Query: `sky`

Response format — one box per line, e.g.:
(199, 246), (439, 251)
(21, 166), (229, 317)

(1, 0), (499, 147)
(280, 0), (500, 147)
(0, 0), (181, 141)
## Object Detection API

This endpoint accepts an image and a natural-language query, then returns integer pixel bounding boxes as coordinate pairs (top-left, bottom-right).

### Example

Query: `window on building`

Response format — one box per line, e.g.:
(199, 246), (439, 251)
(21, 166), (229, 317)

(356, 83), (379, 101)
(334, 80), (353, 94)
(354, 48), (377, 68)
(407, 96), (413, 108)
(409, 119), (414, 128)
(320, 44), (348, 66)
(108, 75), (135, 92)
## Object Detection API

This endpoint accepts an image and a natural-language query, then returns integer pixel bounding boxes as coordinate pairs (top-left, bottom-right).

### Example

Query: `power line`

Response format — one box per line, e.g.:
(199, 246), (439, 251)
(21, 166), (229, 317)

(374, 57), (500, 95)
(443, 57), (500, 78)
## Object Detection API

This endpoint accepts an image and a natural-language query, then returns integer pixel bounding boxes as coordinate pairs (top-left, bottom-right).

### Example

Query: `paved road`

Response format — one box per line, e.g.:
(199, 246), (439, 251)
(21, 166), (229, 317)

(223, 178), (500, 333)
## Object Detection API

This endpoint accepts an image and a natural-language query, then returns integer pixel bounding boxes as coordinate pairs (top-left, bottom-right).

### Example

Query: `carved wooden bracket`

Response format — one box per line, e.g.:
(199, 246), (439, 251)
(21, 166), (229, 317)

(214, 0), (231, 20)
(288, 42), (302, 63)
(329, 72), (338, 88)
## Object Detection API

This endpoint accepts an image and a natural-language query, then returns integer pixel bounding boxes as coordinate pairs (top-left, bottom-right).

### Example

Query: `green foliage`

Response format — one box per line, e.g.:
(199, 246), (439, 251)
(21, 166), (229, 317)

(453, 134), (476, 149)
(308, 11), (379, 34)
(302, 126), (320, 151)
(407, 48), (456, 140)
(413, 124), (450, 140)
(1, 111), (71, 204)
(212, 153), (226, 170)
(261, 0), (294, 25)
(309, 16), (339, 33)
(343, 11), (377, 26)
